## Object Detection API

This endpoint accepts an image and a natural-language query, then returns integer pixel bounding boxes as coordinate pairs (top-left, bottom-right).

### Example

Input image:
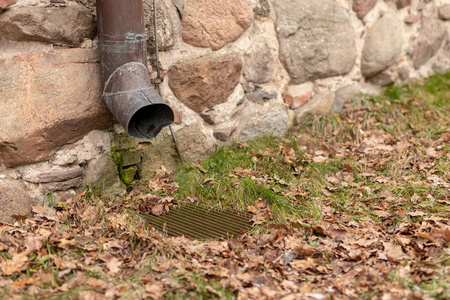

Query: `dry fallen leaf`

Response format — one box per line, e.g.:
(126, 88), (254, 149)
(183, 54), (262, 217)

(151, 204), (164, 216)
(106, 257), (122, 275)
(23, 234), (45, 253)
(31, 205), (58, 221)
(255, 198), (266, 209)
(0, 251), (28, 275)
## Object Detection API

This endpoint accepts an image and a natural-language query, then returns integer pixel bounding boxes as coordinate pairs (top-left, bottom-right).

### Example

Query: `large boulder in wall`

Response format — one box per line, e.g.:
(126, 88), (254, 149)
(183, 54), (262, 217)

(361, 12), (403, 78)
(0, 49), (113, 168)
(167, 55), (242, 113)
(412, 18), (447, 69)
(181, 0), (253, 50)
(273, 0), (357, 84)
(0, 2), (95, 46)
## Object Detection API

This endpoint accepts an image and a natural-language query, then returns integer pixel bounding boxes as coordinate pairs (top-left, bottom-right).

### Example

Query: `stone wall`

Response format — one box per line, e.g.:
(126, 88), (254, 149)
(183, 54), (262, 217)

(1, 0), (450, 221)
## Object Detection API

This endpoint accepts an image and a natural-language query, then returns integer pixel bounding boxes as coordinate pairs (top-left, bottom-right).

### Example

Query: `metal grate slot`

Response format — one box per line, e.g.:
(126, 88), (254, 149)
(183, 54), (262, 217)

(138, 203), (253, 240)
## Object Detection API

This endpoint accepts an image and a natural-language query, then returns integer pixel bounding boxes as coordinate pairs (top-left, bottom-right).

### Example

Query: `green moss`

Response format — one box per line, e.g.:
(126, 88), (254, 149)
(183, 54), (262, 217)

(120, 166), (138, 184)
(110, 146), (139, 185)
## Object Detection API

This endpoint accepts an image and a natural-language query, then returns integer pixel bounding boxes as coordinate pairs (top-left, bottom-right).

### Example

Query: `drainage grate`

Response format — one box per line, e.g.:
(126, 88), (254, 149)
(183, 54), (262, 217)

(138, 203), (253, 240)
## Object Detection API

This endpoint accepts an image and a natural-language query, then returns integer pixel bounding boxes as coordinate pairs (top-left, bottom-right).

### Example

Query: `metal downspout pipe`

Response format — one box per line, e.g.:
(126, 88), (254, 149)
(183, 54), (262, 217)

(96, 0), (174, 139)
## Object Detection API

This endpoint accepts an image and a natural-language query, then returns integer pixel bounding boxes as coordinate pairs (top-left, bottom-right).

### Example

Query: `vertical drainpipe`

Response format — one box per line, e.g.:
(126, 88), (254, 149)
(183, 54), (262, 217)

(96, 0), (174, 139)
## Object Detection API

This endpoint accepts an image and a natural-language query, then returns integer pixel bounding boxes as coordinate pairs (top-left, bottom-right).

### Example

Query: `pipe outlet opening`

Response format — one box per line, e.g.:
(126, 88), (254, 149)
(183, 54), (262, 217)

(128, 104), (174, 139)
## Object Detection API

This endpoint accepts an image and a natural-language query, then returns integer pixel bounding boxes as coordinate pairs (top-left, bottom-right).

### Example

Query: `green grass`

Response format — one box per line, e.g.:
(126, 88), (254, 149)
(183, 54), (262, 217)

(174, 137), (312, 223)
(172, 72), (450, 225)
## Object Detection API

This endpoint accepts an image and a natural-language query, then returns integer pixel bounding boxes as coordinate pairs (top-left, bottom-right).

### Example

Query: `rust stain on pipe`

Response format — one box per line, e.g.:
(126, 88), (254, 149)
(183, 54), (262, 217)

(96, 0), (173, 139)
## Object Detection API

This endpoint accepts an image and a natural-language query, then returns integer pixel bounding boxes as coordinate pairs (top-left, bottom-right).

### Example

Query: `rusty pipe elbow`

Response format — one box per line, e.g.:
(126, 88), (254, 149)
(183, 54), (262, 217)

(96, 0), (173, 139)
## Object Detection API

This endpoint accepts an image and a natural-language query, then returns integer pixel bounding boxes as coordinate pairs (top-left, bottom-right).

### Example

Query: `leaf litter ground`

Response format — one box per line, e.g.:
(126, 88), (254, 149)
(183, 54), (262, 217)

(1, 74), (450, 299)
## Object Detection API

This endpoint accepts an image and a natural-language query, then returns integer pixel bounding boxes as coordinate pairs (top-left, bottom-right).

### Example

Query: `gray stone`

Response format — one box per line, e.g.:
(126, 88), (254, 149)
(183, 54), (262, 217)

(0, 3), (95, 45)
(0, 49), (113, 168)
(22, 164), (82, 184)
(0, 178), (35, 224)
(243, 41), (275, 84)
(361, 12), (403, 78)
(438, 5), (450, 20)
(397, 63), (410, 80)
(144, 0), (174, 54)
(413, 18), (447, 69)
(294, 91), (334, 124)
(40, 177), (82, 193)
(432, 61), (449, 74)
(112, 133), (139, 151)
(368, 67), (397, 86)
(245, 89), (277, 105)
(122, 149), (143, 167)
(273, 0), (356, 84)
(259, 91), (277, 99)
(246, 91), (265, 105)
(49, 134), (97, 166)
(239, 106), (288, 142)
(175, 125), (216, 162)
(83, 155), (124, 195)
(241, 83), (255, 94)
(331, 84), (382, 113)
(139, 133), (180, 179)
(39, 190), (77, 205)
(214, 126), (236, 142)
(88, 130), (111, 154)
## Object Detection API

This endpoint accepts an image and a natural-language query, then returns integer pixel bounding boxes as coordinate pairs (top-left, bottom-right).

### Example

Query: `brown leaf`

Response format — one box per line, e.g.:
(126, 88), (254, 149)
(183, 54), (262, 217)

(394, 234), (411, 248)
(151, 204), (164, 216)
(416, 232), (436, 243)
(32, 205), (58, 221)
(13, 277), (42, 288)
(383, 241), (409, 262)
(312, 155), (328, 163)
(207, 265), (230, 277)
(163, 182), (179, 195)
(86, 277), (107, 288)
(23, 234), (45, 253)
(58, 238), (77, 249)
(294, 243), (315, 257)
(145, 284), (164, 298)
(106, 257), (122, 274)
(0, 251), (28, 275)
(247, 205), (258, 214)
(148, 180), (162, 191)
(407, 210), (427, 217)
(251, 208), (272, 224)
(11, 214), (28, 222)
(233, 167), (259, 177)
(444, 227), (450, 243)
(195, 163), (207, 173)
(188, 196), (198, 203)
(290, 257), (316, 272)
(255, 198), (266, 209)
